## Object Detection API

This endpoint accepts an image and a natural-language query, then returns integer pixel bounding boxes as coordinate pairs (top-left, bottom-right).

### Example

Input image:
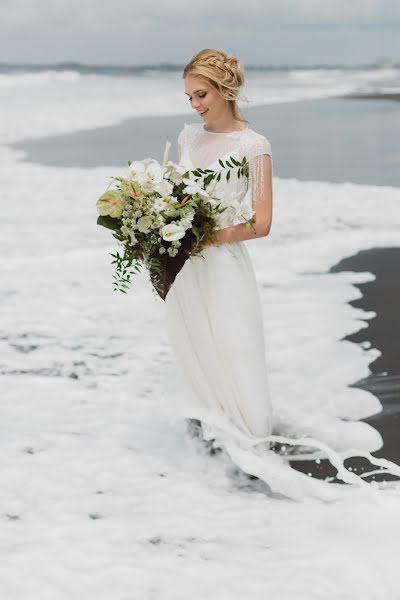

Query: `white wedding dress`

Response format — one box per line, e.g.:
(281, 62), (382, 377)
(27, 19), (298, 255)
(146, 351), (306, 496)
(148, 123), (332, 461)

(162, 122), (398, 502)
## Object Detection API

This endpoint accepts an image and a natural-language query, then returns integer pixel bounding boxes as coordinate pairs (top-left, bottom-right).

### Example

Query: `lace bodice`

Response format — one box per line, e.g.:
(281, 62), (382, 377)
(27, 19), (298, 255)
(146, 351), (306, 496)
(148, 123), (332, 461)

(177, 122), (273, 230)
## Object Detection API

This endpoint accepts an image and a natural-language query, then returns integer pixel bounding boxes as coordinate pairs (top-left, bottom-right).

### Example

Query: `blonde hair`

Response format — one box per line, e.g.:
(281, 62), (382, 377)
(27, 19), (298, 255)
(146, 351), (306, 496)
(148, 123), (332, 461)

(182, 48), (248, 125)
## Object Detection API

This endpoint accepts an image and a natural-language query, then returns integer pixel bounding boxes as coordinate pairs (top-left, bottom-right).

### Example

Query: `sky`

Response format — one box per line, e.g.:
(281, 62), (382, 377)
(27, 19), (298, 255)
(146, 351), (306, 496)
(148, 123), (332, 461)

(0, 0), (399, 66)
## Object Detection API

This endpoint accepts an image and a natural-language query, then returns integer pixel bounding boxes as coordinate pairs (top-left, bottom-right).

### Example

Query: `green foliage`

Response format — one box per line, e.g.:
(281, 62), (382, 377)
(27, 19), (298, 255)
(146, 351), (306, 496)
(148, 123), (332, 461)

(109, 247), (142, 294)
(215, 155), (249, 184)
(97, 215), (122, 231)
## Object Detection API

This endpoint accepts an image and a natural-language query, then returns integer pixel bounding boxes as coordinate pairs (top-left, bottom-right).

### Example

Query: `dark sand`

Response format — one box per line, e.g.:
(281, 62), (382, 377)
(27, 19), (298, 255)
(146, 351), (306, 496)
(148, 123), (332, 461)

(291, 248), (400, 483)
(11, 95), (400, 187)
(346, 92), (400, 103)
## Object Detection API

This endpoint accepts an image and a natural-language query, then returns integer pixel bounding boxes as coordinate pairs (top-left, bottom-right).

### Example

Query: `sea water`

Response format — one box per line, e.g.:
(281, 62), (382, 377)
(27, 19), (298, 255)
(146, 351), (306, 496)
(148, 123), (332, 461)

(1, 64), (400, 599)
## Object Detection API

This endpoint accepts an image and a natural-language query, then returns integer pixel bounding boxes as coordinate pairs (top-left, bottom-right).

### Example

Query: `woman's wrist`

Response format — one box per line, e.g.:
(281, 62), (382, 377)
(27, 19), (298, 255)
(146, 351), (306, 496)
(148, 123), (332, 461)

(212, 229), (226, 245)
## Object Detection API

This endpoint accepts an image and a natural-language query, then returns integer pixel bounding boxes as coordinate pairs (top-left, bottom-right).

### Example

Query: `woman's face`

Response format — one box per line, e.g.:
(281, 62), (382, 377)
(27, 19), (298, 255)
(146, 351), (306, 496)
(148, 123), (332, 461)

(184, 75), (230, 123)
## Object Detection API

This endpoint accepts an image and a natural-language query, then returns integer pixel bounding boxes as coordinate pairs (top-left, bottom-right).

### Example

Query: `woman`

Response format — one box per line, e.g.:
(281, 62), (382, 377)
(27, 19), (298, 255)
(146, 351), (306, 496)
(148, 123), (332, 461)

(162, 49), (394, 501)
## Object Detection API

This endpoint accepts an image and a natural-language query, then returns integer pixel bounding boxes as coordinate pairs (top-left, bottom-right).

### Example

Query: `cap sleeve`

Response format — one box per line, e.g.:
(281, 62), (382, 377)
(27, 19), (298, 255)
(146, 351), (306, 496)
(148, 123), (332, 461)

(246, 134), (273, 220)
(247, 134), (272, 163)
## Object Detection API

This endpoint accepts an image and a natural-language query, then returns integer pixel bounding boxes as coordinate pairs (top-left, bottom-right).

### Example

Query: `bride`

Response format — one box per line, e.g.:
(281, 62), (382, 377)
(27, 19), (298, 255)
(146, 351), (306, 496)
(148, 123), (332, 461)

(162, 48), (399, 501)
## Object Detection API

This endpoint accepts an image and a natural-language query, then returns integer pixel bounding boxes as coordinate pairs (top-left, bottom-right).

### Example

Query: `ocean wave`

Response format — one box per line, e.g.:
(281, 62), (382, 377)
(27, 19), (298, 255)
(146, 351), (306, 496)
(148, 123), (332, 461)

(0, 69), (81, 87)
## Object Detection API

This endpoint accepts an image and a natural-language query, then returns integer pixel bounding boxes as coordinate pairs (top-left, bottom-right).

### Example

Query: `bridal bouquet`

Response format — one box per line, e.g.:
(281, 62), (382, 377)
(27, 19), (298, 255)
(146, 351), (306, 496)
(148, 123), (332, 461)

(96, 141), (250, 300)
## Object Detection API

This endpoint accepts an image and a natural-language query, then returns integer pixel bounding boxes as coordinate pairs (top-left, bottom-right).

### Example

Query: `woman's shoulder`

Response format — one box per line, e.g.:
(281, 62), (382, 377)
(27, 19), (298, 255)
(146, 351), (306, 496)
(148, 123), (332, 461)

(244, 127), (272, 157)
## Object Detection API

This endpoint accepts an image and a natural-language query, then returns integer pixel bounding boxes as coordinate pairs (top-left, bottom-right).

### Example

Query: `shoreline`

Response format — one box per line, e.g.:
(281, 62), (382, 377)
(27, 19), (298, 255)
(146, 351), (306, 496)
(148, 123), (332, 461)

(9, 95), (400, 187)
(343, 92), (400, 102)
(291, 247), (400, 483)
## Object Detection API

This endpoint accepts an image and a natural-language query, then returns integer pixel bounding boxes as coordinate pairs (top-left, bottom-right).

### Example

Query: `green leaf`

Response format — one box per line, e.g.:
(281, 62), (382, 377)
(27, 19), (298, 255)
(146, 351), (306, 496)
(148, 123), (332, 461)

(226, 170), (231, 181)
(97, 215), (122, 231)
(218, 159), (225, 167)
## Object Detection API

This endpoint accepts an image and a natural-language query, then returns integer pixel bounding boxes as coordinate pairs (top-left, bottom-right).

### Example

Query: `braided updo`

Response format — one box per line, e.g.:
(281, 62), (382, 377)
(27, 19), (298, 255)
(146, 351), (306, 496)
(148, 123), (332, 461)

(183, 48), (248, 124)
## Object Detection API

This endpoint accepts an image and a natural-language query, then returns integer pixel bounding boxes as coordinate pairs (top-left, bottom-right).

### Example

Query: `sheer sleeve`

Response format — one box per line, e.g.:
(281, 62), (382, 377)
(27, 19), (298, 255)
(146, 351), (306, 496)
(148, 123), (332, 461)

(246, 136), (273, 232)
(248, 136), (273, 203)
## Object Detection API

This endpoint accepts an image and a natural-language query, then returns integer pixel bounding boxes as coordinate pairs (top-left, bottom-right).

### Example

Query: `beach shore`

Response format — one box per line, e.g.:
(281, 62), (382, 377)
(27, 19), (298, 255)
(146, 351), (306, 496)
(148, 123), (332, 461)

(291, 247), (400, 482)
(11, 95), (400, 187)
(9, 93), (399, 483)
(344, 92), (400, 102)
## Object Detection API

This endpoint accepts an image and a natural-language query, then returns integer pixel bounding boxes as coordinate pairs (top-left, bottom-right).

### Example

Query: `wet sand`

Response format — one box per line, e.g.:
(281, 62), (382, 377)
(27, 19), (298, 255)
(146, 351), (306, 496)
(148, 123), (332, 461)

(10, 95), (400, 187)
(292, 247), (400, 483)
(344, 92), (400, 103)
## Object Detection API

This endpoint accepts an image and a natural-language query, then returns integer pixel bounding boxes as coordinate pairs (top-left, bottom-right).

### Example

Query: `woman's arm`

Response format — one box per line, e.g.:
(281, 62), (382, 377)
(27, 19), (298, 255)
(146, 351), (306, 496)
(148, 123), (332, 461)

(212, 153), (273, 245)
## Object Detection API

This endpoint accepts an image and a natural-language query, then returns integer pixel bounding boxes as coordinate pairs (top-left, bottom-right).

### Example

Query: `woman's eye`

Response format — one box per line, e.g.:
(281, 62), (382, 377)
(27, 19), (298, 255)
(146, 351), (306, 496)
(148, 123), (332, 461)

(188, 94), (207, 101)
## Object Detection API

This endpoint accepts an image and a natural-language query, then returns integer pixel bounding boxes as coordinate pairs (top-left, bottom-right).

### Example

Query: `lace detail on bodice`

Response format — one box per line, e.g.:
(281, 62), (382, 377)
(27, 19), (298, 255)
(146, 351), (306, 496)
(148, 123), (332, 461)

(177, 122), (273, 230)
(178, 122), (272, 171)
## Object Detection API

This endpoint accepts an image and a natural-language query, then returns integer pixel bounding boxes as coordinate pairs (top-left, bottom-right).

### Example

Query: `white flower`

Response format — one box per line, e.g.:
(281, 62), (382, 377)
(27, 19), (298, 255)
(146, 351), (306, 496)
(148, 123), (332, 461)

(128, 159), (150, 181)
(164, 163), (187, 184)
(155, 179), (174, 198)
(153, 197), (168, 213)
(182, 209), (195, 222)
(240, 204), (256, 221)
(227, 197), (256, 223)
(181, 217), (193, 229)
(146, 162), (165, 185)
(161, 223), (186, 241)
(128, 158), (167, 189)
(130, 231), (138, 245)
(182, 176), (210, 198)
(137, 215), (153, 233)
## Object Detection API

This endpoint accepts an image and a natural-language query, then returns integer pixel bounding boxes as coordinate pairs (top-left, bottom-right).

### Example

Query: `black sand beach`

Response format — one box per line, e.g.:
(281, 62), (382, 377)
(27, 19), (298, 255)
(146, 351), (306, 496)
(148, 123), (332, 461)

(291, 247), (400, 483)
(11, 95), (400, 187)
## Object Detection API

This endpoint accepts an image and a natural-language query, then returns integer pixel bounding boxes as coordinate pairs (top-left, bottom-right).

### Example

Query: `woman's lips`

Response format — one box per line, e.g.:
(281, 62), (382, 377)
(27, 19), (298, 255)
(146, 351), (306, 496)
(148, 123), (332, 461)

(199, 110), (208, 116)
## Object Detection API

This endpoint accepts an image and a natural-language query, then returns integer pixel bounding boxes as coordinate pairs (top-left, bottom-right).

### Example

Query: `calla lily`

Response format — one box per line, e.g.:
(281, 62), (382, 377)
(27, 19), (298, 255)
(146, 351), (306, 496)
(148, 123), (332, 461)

(161, 223), (186, 241)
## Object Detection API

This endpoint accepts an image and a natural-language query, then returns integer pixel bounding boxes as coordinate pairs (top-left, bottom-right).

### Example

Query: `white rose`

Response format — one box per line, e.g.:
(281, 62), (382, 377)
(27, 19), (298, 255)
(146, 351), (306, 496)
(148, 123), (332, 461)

(161, 223), (186, 242)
